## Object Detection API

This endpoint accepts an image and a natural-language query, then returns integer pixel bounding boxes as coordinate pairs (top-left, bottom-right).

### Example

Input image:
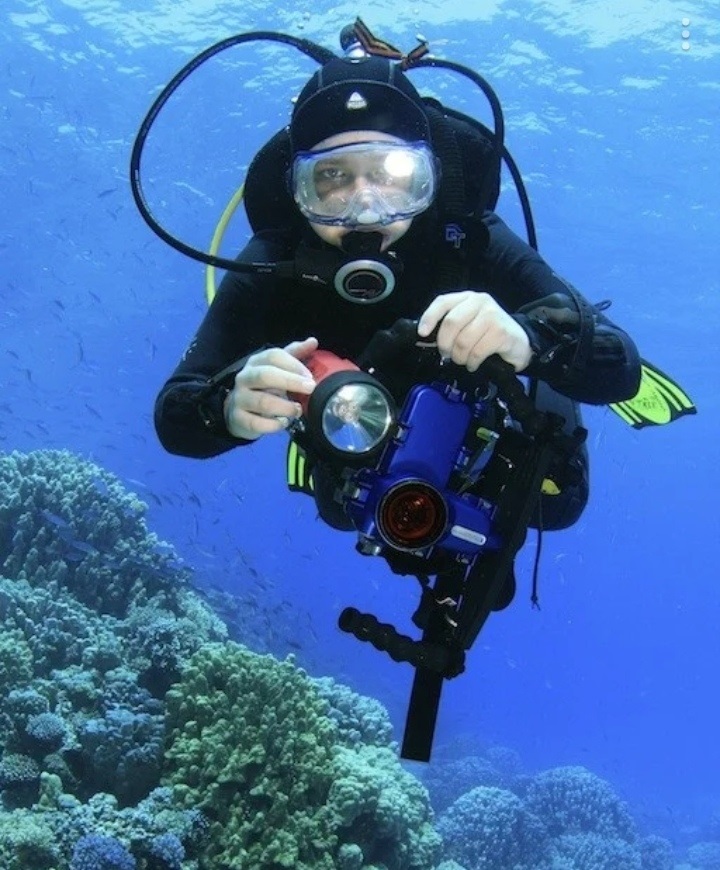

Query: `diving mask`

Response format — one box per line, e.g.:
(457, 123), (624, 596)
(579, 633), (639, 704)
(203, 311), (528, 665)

(291, 141), (437, 227)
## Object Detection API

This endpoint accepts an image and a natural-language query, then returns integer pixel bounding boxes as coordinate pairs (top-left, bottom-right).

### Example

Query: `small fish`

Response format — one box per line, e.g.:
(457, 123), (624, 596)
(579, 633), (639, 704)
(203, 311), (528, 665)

(152, 541), (176, 556)
(66, 539), (98, 556)
(41, 508), (69, 528)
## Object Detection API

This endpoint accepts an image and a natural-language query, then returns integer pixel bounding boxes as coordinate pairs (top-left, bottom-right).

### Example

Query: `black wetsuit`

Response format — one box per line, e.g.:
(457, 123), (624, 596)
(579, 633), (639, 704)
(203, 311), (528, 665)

(155, 210), (641, 459)
(155, 210), (642, 533)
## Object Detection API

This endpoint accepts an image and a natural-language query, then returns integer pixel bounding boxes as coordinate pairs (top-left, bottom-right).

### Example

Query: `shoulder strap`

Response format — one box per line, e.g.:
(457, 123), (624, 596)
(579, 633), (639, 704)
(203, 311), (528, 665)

(424, 102), (467, 216)
(422, 101), (498, 293)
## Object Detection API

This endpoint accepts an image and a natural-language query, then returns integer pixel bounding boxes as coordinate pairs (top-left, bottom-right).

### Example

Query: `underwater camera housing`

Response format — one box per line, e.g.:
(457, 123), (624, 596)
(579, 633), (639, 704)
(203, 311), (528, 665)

(291, 329), (510, 568)
(343, 380), (503, 561)
(290, 318), (586, 760)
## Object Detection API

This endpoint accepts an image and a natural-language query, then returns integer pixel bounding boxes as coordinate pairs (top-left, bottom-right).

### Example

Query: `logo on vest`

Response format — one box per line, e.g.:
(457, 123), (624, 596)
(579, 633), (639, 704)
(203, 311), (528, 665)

(445, 223), (466, 250)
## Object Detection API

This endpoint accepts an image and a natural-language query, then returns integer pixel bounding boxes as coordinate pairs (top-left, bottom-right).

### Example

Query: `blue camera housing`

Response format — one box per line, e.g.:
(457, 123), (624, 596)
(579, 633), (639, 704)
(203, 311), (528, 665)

(345, 382), (502, 558)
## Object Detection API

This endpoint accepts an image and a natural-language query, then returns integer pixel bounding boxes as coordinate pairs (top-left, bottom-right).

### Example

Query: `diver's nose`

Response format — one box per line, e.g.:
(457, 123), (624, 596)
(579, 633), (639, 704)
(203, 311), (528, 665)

(348, 179), (382, 225)
(353, 177), (374, 197)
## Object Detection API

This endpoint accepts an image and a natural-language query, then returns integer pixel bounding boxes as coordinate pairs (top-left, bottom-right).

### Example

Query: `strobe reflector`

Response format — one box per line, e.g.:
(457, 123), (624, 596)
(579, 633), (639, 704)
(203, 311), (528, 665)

(295, 352), (396, 463)
(321, 381), (394, 454)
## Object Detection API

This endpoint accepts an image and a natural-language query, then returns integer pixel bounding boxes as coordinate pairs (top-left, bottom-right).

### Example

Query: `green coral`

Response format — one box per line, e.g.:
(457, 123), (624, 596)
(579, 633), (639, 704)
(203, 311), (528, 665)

(0, 575), (120, 680)
(329, 744), (440, 868)
(164, 641), (439, 870)
(0, 753), (41, 808)
(0, 627), (34, 693)
(0, 810), (58, 869)
(164, 642), (338, 869)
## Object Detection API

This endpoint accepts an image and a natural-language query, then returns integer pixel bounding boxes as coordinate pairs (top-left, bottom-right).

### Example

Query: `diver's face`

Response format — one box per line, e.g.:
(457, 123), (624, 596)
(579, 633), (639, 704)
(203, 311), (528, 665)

(306, 130), (413, 251)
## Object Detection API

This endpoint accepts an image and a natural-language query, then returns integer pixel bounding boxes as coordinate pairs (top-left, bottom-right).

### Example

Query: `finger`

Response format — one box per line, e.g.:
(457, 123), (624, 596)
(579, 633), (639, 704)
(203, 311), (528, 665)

(250, 344), (316, 380)
(436, 298), (485, 359)
(448, 315), (492, 367)
(238, 389), (303, 419)
(466, 322), (507, 371)
(228, 407), (292, 438)
(465, 334), (496, 372)
(238, 364), (315, 395)
(284, 336), (319, 363)
(417, 293), (468, 337)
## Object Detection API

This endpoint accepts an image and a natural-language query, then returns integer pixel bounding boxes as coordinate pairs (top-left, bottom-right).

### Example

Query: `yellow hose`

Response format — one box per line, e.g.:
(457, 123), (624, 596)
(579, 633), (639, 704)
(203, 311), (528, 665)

(205, 183), (246, 306)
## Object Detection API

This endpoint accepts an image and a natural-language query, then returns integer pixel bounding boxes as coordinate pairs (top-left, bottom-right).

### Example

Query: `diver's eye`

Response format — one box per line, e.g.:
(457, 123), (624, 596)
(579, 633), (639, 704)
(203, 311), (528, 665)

(315, 165), (352, 189)
(367, 168), (395, 187)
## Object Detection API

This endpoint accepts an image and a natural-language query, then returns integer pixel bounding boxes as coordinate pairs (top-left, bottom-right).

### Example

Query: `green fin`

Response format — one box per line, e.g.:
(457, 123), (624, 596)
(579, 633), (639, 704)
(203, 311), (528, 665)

(609, 359), (697, 429)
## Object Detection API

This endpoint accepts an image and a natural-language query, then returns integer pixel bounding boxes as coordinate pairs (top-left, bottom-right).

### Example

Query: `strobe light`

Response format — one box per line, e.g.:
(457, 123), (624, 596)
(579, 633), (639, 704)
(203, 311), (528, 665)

(294, 350), (396, 460)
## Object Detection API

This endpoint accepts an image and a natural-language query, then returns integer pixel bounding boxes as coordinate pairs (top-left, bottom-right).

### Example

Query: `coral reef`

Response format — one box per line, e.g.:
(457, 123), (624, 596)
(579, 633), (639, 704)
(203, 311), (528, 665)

(0, 449), (188, 617)
(639, 834), (676, 870)
(313, 675), (395, 747)
(163, 641), (440, 869)
(70, 833), (135, 870)
(422, 749), (522, 815)
(0, 448), (694, 869)
(552, 832), (642, 869)
(0, 450), (228, 865)
(687, 841), (720, 869)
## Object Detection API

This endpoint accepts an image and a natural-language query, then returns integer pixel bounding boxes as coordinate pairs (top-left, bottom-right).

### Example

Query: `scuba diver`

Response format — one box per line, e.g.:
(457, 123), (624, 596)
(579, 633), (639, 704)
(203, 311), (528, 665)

(153, 45), (641, 471)
(137, 20), (694, 760)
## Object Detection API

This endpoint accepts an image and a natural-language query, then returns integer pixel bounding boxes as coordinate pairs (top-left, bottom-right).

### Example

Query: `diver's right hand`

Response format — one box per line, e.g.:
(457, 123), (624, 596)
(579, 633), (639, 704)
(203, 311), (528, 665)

(223, 337), (318, 440)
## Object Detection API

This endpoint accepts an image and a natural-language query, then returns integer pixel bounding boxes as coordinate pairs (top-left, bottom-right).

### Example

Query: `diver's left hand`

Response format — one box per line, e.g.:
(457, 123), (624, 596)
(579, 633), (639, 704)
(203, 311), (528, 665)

(417, 290), (533, 373)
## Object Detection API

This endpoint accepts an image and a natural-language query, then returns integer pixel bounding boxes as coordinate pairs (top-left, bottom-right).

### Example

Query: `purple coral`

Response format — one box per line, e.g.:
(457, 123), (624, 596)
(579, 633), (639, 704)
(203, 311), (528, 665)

(70, 834), (135, 870)
(24, 711), (68, 756)
(145, 833), (185, 869)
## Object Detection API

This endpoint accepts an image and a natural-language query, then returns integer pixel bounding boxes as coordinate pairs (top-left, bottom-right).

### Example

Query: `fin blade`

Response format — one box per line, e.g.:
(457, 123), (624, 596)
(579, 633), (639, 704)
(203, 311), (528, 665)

(608, 400), (645, 429)
(609, 359), (697, 428)
(641, 364), (695, 413)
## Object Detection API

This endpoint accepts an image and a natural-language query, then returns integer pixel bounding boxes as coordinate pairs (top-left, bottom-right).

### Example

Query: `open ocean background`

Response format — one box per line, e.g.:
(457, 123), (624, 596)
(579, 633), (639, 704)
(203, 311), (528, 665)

(2, 0), (718, 864)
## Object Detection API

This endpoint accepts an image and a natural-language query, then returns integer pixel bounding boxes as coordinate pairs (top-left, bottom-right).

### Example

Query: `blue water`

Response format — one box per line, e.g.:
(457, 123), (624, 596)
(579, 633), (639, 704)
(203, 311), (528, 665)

(3, 0), (718, 863)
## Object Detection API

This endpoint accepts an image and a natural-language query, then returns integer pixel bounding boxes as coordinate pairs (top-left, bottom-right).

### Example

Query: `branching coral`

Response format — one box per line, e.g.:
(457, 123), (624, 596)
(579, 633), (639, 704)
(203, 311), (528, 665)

(0, 450), (189, 618)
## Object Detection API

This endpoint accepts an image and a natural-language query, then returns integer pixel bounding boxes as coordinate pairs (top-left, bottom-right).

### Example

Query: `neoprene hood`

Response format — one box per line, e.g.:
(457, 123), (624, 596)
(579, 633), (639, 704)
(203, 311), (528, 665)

(290, 55), (432, 152)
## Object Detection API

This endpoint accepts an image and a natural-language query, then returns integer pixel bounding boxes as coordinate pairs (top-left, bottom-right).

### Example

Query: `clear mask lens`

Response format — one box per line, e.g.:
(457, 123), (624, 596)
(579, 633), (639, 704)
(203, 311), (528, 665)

(292, 141), (437, 227)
